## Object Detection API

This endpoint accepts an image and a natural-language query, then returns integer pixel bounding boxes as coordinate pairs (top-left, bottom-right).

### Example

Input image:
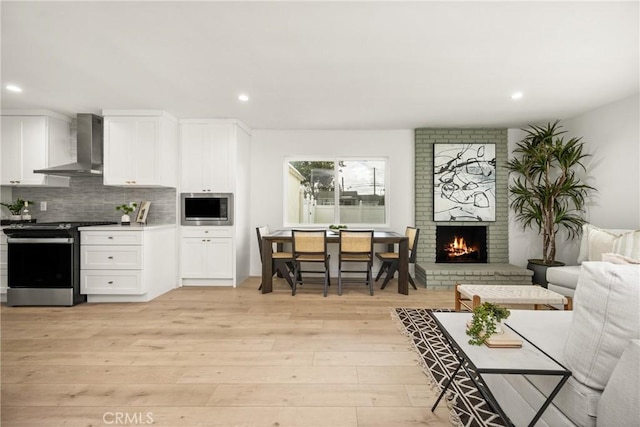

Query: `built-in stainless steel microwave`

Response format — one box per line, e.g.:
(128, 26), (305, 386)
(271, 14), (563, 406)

(180, 193), (233, 226)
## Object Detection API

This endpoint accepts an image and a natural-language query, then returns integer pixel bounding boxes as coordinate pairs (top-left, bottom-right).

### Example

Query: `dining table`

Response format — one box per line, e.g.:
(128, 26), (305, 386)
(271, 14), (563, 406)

(261, 229), (410, 295)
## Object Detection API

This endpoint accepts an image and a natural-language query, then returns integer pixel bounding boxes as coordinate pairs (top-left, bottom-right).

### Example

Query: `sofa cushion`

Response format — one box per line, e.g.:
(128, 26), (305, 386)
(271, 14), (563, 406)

(563, 261), (640, 390)
(602, 252), (640, 265)
(612, 230), (640, 260)
(485, 374), (594, 427)
(597, 340), (640, 426)
(546, 265), (581, 291)
(493, 311), (596, 426)
(576, 224), (632, 263)
(514, 374), (599, 427)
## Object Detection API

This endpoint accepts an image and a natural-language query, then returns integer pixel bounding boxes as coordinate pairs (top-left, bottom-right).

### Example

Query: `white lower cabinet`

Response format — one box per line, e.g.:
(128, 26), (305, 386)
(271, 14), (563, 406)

(80, 225), (177, 302)
(181, 227), (234, 285)
(82, 270), (143, 295)
(82, 245), (143, 271)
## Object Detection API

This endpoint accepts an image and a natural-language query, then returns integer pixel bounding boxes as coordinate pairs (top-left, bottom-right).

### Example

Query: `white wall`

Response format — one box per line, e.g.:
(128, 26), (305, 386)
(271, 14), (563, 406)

(509, 94), (640, 267)
(249, 130), (414, 276)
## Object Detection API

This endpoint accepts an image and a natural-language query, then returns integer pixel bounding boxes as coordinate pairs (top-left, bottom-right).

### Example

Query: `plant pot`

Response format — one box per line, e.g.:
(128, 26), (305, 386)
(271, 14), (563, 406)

(9, 214), (22, 221)
(527, 259), (565, 288)
(120, 214), (131, 225)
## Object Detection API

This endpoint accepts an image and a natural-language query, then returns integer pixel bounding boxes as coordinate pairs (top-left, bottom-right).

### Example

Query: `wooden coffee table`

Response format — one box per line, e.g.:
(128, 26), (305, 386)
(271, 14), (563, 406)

(455, 283), (572, 311)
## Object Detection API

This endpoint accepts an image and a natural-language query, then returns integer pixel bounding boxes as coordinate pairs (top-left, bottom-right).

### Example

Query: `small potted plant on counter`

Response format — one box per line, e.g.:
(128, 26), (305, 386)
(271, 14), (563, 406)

(466, 302), (511, 346)
(1, 197), (34, 221)
(115, 202), (137, 225)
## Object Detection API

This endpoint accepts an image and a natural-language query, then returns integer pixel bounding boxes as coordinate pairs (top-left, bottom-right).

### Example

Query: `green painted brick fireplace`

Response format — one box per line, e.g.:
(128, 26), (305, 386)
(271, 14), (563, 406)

(414, 128), (532, 289)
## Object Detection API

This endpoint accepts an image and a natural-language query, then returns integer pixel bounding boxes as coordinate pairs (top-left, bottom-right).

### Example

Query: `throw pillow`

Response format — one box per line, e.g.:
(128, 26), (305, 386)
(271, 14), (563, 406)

(576, 223), (592, 264)
(587, 227), (620, 262)
(602, 252), (640, 265)
(577, 224), (633, 264)
(613, 230), (640, 260)
(563, 261), (640, 390)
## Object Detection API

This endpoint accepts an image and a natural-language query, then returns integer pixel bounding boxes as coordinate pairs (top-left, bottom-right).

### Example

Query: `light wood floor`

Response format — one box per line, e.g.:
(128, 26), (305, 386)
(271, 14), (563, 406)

(1, 277), (456, 427)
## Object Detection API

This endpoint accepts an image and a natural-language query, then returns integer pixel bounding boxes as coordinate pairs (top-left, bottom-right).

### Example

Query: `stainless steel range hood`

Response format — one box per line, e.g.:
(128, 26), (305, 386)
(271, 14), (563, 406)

(34, 113), (104, 176)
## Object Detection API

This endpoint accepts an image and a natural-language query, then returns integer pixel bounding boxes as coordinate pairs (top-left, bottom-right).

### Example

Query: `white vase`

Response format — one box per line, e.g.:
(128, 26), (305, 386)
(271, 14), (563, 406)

(120, 214), (131, 225)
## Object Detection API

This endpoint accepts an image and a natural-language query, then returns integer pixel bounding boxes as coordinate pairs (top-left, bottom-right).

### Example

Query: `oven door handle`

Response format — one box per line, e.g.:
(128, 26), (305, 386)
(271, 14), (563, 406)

(7, 238), (74, 244)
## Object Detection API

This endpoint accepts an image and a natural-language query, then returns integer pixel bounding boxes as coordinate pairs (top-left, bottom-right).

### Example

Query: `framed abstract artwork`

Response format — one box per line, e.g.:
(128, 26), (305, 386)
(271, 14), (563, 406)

(433, 143), (496, 222)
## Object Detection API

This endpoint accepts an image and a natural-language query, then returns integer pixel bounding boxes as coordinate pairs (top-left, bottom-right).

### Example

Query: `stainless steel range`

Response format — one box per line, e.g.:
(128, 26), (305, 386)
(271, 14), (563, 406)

(3, 221), (116, 306)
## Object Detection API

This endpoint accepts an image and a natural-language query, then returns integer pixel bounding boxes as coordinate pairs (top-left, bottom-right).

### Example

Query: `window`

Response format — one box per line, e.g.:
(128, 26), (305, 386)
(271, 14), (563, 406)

(285, 158), (388, 226)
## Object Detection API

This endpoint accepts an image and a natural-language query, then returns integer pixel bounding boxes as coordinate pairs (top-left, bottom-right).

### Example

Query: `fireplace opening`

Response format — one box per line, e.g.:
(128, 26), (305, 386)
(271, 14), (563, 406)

(436, 226), (487, 263)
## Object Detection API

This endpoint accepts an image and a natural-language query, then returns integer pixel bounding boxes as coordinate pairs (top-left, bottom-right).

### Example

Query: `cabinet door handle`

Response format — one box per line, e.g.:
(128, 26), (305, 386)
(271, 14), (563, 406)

(108, 236), (114, 239)
(108, 281), (114, 284)
(108, 256), (114, 259)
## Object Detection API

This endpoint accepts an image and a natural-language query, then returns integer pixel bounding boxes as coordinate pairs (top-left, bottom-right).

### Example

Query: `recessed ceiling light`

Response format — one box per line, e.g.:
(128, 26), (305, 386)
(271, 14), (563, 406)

(6, 84), (22, 93)
(511, 92), (523, 100)
(238, 94), (250, 102)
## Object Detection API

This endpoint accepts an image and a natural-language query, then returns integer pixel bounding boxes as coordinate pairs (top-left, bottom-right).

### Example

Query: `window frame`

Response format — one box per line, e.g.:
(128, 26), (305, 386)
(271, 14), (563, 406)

(283, 156), (390, 228)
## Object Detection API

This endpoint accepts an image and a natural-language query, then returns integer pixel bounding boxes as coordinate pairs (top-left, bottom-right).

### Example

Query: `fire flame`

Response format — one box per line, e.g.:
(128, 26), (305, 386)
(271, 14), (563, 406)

(445, 236), (477, 258)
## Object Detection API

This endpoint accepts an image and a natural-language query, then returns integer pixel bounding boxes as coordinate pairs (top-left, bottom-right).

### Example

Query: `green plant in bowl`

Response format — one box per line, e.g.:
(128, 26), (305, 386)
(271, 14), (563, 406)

(466, 302), (511, 346)
(329, 224), (348, 230)
(115, 202), (137, 215)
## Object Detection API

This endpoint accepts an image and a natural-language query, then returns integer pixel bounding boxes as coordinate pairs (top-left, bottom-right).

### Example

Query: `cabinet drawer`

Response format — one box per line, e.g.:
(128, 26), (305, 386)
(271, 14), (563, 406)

(181, 227), (233, 238)
(81, 246), (143, 269)
(81, 231), (143, 245)
(81, 270), (143, 294)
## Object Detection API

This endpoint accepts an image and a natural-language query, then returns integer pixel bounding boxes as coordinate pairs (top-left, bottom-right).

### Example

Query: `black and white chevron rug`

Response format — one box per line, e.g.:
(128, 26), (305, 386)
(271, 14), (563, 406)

(392, 308), (507, 427)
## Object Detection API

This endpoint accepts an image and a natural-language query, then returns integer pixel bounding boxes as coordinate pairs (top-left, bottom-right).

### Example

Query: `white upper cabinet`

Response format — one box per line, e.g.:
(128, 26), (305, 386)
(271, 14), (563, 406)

(103, 110), (178, 187)
(180, 120), (239, 193)
(1, 111), (71, 187)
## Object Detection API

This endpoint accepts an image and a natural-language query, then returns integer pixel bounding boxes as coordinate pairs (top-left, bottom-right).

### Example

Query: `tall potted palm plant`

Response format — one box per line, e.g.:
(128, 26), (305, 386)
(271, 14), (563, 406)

(506, 120), (595, 285)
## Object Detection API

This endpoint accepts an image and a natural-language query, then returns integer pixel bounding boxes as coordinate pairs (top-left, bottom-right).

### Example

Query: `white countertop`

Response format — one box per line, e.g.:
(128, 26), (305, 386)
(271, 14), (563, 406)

(78, 223), (176, 231)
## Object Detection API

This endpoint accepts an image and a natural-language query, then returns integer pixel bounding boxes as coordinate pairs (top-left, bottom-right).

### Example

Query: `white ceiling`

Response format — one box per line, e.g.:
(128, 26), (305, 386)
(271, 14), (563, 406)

(1, 1), (638, 130)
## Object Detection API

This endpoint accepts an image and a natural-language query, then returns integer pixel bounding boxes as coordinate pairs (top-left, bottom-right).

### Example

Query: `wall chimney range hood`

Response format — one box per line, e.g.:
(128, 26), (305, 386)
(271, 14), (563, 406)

(34, 113), (104, 176)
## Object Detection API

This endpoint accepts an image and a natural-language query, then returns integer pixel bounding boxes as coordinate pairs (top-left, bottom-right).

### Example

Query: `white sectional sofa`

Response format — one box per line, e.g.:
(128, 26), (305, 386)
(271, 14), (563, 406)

(484, 261), (639, 426)
(546, 224), (639, 297)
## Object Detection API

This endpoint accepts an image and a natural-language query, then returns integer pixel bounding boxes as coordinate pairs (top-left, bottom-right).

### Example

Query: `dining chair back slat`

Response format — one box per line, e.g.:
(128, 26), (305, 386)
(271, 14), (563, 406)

(291, 229), (331, 297)
(338, 229), (374, 296)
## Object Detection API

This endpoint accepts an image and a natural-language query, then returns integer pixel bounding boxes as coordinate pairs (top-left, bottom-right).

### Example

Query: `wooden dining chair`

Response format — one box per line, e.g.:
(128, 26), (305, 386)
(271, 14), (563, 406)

(338, 229), (374, 296)
(256, 226), (294, 290)
(291, 229), (331, 297)
(375, 226), (420, 290)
